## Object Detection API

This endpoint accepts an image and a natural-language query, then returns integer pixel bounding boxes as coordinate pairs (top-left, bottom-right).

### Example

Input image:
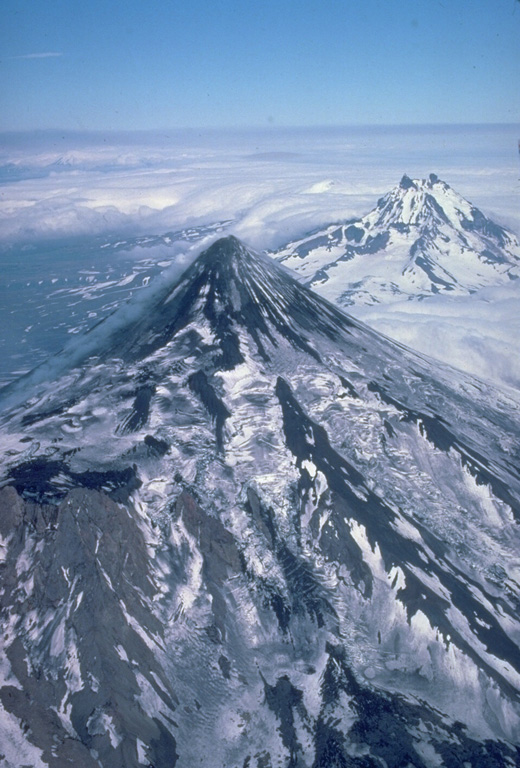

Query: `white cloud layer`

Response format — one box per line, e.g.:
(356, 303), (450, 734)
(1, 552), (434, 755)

(351, 283), (520, 392)
(1, 125), (519, 248)
(0, 125), (519, 394)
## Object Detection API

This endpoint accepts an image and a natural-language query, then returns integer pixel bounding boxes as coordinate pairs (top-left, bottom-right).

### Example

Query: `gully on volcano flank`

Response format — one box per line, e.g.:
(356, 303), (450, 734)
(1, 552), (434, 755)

(0, 236), (519, 767)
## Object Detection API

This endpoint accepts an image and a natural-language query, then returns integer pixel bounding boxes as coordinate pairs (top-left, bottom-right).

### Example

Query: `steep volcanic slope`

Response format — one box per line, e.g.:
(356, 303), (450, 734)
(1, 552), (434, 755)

(0, 237), (520, 767)
(274, 175), (520, 306)
(0, 219), (231, 388)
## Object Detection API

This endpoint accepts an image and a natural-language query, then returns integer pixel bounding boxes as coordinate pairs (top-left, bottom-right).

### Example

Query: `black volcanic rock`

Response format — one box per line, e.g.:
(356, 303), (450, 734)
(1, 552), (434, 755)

(399, 173), (417, 190)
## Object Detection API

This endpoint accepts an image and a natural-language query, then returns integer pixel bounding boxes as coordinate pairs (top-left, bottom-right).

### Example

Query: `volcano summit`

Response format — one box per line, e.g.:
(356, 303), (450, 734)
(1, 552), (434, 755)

(274, 175), (520, 306)
(0, 237), (519, 767)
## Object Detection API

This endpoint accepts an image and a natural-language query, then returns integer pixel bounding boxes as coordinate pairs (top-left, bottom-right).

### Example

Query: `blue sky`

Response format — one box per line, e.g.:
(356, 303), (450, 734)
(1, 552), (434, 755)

(1, 0), (519, 130)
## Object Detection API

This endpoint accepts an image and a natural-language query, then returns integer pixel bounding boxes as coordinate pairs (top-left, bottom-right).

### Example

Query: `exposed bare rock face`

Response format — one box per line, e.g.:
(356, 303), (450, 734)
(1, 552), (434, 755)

(0, 236), (519, 767)
(0, 486), (179, 767)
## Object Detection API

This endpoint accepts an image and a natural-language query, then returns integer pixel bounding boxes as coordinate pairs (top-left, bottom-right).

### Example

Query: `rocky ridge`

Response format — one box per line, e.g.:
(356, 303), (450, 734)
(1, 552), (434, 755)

(274, 174), (520, 306)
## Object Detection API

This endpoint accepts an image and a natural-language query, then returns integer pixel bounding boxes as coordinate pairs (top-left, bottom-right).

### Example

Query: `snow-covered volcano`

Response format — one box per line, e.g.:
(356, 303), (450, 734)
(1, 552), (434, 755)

(1, 237), (520, 767)
(274, 174), (520, 306)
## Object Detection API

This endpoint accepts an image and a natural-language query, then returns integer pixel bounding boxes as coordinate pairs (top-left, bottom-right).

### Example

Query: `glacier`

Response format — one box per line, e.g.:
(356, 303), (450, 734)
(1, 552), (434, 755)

(0, 237), (519, 766)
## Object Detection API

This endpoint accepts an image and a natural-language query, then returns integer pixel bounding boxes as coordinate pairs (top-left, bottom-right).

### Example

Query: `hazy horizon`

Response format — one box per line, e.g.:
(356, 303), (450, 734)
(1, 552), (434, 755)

(1, 122), (519, 242)
(1, 119), (519, 137)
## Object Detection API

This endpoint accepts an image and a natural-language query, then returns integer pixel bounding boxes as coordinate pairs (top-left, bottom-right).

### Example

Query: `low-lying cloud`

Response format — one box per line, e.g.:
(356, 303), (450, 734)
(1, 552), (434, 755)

(1, 125), (519, 248)
(352, 283), (520, 391)
(1, 124), (519, 396)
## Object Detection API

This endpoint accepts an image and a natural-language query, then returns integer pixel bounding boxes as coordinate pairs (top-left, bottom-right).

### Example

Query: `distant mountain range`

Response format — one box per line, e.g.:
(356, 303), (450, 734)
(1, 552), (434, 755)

(273, 174), (520, 306)
(1, 237), (519, 767)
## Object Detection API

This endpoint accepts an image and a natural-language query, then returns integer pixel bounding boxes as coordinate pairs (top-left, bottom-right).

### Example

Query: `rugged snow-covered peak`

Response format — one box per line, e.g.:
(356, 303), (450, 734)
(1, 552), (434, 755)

(274, 176), (520, 305)
(1, 237), (520, 766)
(371, 173), (473, 229)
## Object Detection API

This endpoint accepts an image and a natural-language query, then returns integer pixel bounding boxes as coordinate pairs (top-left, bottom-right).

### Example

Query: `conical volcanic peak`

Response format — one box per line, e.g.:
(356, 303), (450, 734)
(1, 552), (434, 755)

(274, 175), (520, 305)
(0, 235), (358, 412)
(86, 234), (362, 367)
(193, 234), (254, 269)
(1, 229), (520, 764)
(183, 235), (262, 288)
